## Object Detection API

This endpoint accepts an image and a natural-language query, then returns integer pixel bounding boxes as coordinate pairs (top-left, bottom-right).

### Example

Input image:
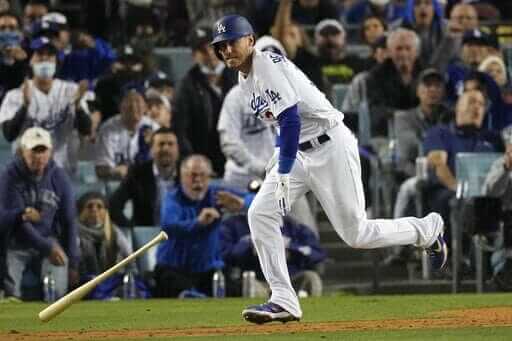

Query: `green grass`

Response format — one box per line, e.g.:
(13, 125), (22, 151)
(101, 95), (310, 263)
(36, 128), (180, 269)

(1, 293), (512, 340)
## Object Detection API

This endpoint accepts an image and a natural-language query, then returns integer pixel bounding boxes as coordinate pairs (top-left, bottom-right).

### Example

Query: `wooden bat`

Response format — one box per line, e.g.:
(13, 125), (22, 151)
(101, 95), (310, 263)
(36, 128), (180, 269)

(38, 231), (168, 323)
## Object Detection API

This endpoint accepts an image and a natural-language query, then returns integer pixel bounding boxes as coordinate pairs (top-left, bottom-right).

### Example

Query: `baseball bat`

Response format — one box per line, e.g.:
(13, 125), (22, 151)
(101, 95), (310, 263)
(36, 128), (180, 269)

(38, 230), (168, 323)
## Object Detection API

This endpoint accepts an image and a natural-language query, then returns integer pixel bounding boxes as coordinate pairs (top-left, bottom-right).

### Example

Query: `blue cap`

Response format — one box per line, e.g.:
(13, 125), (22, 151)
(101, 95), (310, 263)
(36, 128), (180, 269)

(30, 36), (57, 54)
(30, 19), (59, 37)
(211, 15), (254, 45)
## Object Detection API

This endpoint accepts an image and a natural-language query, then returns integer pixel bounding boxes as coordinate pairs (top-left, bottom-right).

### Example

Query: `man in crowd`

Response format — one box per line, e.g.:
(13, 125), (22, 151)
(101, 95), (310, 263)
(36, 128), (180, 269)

(109, 128), (179, 227)
(0, 37), (92, 175)
(366, 28), (422, 138)
(155, 154), (252, 297)
(423, 89), (503, 228)
(172, 27), (237, 177)
(95, 91), (159, 180)
(0, 127), (79, 299)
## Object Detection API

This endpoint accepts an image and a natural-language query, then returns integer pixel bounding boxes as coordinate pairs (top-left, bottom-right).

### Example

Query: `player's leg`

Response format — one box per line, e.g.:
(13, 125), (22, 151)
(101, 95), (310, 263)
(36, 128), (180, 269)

(243, 156), (309, 322)
(308, 124), (447, 267)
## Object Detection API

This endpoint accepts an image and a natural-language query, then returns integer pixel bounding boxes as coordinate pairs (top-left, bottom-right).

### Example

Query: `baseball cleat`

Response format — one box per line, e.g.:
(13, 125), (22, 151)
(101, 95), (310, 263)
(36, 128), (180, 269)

(426, 231), (448, 271)
(242, 302), (300, 324)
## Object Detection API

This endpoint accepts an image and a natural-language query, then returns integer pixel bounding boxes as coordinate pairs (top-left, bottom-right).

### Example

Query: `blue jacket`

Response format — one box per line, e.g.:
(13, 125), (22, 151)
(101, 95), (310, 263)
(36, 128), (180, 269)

(220, 215), (326, 277)
(157, 185), (252, 273)
(58, 38), (116, 85)
(423, 122), (503, 175)
(0, 156), (79, 269)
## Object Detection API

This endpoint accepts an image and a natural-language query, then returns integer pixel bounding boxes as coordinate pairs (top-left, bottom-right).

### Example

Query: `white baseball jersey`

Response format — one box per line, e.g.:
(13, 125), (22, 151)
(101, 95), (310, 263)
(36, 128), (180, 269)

(217, 84), (275, 187)
(95, 115), (159, 168)
(0, 79), (81, 171)
(237, 49), (342, 142)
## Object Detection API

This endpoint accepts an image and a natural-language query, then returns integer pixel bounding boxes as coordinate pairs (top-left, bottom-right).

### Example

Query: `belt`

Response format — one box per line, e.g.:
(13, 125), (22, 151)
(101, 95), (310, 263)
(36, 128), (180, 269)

(298, 134), (330, 152)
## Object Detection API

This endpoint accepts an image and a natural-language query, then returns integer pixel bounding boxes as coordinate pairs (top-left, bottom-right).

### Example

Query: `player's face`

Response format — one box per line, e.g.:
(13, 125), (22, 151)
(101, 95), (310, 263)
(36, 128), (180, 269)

(181, 160), (211, 201)
(22, 146), (51, 176)
(151, 133), (179, 168)
(81, 199), (107, 226)
(217, 35), (254, 70)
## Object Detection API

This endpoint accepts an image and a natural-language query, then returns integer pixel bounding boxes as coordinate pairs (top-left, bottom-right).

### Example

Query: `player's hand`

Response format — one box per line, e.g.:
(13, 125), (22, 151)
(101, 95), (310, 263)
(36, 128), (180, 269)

(216, 191), (244, 213)
(21, 79), (31, 106)
(48, 244), (67, 266)
(22, 207), (41, 223)
(197, 207), (221, 226)
(275, 173), (290, 216)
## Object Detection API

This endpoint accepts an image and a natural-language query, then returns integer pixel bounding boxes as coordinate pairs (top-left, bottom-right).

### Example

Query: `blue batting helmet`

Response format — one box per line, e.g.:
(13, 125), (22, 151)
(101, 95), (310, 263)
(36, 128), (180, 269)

(211, 15), (254, 46)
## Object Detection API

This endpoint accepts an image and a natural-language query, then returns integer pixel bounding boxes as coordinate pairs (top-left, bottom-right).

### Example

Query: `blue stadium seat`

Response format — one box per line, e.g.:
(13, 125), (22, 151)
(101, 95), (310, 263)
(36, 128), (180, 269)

(132, 226), (161, 274)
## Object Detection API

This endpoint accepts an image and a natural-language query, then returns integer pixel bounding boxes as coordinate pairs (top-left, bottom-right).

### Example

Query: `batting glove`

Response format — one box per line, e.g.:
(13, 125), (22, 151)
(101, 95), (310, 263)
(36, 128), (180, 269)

(275, 173), (290, 216)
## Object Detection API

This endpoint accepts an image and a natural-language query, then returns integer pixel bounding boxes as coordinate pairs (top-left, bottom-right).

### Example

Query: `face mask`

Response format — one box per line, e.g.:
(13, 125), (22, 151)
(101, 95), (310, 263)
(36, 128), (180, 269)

(32, 61), (56, 79)
(199, 62), (225, 77)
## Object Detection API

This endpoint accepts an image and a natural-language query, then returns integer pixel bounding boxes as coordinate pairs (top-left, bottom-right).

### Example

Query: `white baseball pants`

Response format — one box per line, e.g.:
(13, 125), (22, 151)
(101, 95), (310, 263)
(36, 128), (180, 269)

(247, 122), (443, 318)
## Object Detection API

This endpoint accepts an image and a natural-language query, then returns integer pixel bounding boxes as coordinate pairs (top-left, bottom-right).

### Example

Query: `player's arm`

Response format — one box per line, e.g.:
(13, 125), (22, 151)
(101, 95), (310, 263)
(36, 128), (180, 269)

(277, 104), (300, 174)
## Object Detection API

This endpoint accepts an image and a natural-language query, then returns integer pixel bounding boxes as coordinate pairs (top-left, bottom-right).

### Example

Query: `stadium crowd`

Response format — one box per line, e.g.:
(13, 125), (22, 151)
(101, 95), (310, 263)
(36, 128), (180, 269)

(1, 0), (512, 301)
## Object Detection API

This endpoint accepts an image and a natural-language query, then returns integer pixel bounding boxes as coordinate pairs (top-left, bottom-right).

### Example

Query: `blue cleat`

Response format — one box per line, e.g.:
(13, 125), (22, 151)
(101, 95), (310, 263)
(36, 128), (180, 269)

(242, 302), (300, 324)
(426, 232), (448, 271)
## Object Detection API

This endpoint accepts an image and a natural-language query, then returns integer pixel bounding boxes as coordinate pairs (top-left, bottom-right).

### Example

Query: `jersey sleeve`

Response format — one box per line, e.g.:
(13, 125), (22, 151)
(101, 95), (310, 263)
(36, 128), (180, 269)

(256, 54), (299, 120)
(0, 89), (23, 124)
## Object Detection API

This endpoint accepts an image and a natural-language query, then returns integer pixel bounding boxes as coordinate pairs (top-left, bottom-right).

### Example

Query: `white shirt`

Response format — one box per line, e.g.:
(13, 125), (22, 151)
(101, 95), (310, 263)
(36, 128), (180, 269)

(95, 115), (159, 168)
(0, 79), (81, 171)
(237, 49), (342, 143)
(217, 84), (276, 177)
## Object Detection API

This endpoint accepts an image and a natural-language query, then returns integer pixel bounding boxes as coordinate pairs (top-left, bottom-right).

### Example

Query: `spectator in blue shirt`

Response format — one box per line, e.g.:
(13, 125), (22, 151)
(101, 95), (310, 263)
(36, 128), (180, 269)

(154, 154), (252, 297)
(423, 89), (503, 229)
(0, 127), (79, 299)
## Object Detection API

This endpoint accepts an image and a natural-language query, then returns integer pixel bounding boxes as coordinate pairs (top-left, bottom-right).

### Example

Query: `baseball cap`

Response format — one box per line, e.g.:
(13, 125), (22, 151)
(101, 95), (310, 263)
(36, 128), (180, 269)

(42, 12), (68, 26)
(188, 27), (212, 50)
(462, 29), (491, 46)
(30, 19), (60, 38)
(418, 68), (445, 84)
(145, 71), (174, 89)
(117, 44), (142, 64)
(20, 127), (52, 150)
(29, 36), (57, 54)
(315, 19), (345, 37)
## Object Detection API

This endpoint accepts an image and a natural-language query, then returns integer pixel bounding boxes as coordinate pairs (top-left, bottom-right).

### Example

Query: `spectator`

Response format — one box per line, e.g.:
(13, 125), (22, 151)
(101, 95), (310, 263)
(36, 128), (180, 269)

(344, 0), (404, 26)
(172, 27), (237, 177)
(423, 90), (503, 228)
(221, 214), (326, 297)
(431, 3), (479, 72)
(394, 68), (449, 178)
(146, 95), (171, 128)
(366, 28), (422, 137)
(271, 0), (325, 91)
(0, 127), (79, 299)
(393, 68), (449, 220)
(77, 191), (134, 291)
(109, 128), (179, 227)
(36, 13), (117, 85)
(154, 154), (251, 297)
(0, 11), (28, 102)
(479, 55), (508, 89)
(314, 19), (371, 85)
(144, 71), (175, 104)
(391, 0), (446, 65)
(22, 0), (48, 35)
(0, 37), (92, 174)
(95, 91), (159, 180)
(186, 0), (256, 29)
(361, 14), (387, 45)
(94, 45), (152, 123)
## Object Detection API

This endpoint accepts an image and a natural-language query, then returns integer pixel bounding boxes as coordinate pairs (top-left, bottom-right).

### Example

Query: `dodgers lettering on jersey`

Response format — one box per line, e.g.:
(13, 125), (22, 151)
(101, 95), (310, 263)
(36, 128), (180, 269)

(238, 49), (342, 143)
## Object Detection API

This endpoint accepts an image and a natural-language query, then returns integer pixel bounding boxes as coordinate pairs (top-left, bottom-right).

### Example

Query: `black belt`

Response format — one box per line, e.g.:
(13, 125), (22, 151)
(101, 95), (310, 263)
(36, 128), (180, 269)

(298, 134), (330, 152)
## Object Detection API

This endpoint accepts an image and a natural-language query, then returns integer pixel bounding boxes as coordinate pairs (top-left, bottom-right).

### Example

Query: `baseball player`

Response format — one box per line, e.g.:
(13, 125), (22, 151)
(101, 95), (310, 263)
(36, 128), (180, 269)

(210, 15), (448, 324)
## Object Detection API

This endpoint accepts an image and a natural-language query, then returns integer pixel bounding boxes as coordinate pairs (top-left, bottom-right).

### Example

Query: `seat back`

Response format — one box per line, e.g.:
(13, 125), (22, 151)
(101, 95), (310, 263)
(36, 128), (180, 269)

(455, 152), (502, 198)
(132, 226), (161, 274)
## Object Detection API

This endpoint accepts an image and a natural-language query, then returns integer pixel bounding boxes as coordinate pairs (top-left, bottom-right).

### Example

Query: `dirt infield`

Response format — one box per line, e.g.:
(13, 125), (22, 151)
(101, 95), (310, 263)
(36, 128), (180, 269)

(3, 307), (512, 340)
